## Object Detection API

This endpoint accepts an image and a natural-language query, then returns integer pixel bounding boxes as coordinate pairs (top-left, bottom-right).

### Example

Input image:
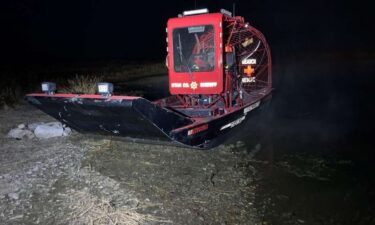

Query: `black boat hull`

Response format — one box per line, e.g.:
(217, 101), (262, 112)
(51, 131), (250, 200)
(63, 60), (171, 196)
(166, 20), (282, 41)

(26, 93), (271, 149)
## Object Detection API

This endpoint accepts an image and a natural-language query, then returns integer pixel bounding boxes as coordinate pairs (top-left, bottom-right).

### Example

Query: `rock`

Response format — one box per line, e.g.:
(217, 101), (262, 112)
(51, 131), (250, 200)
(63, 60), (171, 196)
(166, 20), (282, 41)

(125, 199), (139, 208)
(17, 124), (26, 129)
(34, 122), (64, 139)
(27, 122), (45, 132)
(63, 127), (72, 136)
(8, 192), (19, 200)
(7, 128), (35, 139)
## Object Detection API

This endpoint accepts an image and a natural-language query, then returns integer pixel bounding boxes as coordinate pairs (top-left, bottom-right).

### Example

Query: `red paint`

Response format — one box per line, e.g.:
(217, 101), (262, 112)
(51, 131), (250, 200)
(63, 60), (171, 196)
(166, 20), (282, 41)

(165, 11), (272, 114)
(167, 13), (223, 95)
(187, 124), (209, 136)
(225, 45), (233, 52)
(26, 93), (140, 100)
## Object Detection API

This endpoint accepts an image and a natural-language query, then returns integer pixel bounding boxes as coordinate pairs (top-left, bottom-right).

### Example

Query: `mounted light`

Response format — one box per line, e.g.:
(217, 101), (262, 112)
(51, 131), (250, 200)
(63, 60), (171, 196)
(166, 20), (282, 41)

(182, 8), (209, 16)
(41, 82), (56, 95)
(96, 82), (113, 96)
(220, 9), (232, 17)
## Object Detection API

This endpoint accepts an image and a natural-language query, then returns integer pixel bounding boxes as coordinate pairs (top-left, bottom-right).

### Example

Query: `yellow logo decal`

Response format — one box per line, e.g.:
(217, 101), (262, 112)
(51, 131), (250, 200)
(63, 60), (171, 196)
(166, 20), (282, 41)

(190, 81), (198, 90)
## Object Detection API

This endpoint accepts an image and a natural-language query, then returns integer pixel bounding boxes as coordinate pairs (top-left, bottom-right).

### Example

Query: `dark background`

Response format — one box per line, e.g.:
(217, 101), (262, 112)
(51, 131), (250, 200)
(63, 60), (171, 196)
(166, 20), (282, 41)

(1, 0), (374, 63)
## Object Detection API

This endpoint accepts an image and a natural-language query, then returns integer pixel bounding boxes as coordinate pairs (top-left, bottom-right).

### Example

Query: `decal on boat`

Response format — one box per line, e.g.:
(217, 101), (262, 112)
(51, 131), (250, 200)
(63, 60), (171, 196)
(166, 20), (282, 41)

(171, 82), (191, 88)
(188, 124), (209, 136)
(190, 81), (198, 90)
(242, 77), (256, 83)
(220, 116), (246, 131)
(244, 101), (260, 114)
(172, 82), (218, 88)
(200, 82), (217, 88)
(171, 83), (182, 88)
(241, 58), (257, 65)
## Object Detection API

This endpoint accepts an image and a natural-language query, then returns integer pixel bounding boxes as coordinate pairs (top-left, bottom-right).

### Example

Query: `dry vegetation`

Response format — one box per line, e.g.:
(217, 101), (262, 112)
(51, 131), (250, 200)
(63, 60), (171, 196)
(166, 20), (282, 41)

(59, 75), (103, 94)
(66, 190), (170, 225)
(58, 62), (165, 94)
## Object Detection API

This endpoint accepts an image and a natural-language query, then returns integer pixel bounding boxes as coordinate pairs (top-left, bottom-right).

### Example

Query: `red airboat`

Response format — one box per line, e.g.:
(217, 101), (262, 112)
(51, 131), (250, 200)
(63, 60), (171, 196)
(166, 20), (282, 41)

(26, 9), (272, 149)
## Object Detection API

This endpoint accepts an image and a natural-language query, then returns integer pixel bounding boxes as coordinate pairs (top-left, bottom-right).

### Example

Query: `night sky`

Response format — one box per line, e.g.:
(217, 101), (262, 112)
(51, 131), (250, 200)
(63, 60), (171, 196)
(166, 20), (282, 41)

(1, 0), (374, 64)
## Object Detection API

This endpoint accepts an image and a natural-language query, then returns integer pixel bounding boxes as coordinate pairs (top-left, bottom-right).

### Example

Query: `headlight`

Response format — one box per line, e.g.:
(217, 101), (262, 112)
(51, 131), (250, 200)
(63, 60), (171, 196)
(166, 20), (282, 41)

(96, 82), (113, 96)
(182, 8), (209, 16)
(41, 82), (56, 95)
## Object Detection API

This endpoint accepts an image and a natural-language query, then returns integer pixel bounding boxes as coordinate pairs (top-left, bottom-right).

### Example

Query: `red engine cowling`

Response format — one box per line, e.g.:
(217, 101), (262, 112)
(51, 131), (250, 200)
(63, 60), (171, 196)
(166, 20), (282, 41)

(166, 9), (271, 109)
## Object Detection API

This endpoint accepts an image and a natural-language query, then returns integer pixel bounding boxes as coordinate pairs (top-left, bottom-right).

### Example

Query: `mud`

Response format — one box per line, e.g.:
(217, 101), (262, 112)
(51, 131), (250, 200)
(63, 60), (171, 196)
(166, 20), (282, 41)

(83, 140), (262, 224)
(1, 103), (373, 225)
(0, 104), (263, 224)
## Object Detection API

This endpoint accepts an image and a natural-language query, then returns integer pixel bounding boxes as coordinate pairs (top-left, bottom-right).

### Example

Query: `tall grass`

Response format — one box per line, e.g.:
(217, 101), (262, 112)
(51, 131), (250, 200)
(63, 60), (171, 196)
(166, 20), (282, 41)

(59, 74), (103, 94)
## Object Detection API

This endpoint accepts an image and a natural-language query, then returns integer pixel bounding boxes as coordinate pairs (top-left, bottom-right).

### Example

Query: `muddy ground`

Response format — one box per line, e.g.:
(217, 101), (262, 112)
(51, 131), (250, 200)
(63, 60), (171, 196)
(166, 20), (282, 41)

(0, 102), (374, 225)
(0, 104), (263, 224)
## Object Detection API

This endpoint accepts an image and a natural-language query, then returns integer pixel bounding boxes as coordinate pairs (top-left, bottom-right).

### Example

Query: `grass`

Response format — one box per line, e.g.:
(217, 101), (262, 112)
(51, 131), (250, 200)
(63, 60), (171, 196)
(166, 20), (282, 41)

(58, 62), (166, 94)
(67, 191), (156, 225)
(59, 74), (104, 94)
(66, 190), (172, 225)
(57, 62), (166, 94)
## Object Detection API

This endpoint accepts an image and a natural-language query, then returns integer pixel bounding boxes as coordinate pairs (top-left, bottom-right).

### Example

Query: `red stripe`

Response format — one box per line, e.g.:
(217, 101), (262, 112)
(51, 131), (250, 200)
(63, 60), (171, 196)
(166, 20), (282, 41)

(26, 93), (140, 100)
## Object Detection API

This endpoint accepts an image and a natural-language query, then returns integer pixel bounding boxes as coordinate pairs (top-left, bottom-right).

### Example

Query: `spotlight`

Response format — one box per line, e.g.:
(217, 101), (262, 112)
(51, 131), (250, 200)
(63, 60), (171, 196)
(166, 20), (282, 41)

(41, 82), (56, 95)
(96, 82), (114, 97)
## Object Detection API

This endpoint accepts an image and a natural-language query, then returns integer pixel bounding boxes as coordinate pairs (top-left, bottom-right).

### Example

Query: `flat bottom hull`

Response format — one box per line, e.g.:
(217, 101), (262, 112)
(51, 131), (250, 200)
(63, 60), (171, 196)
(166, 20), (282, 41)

(26, 92), (271, 149)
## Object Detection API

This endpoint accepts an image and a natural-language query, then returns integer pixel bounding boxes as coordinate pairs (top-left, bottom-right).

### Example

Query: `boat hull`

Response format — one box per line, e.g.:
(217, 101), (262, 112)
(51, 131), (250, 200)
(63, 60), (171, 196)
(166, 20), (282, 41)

(25, 93), (271, 149)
